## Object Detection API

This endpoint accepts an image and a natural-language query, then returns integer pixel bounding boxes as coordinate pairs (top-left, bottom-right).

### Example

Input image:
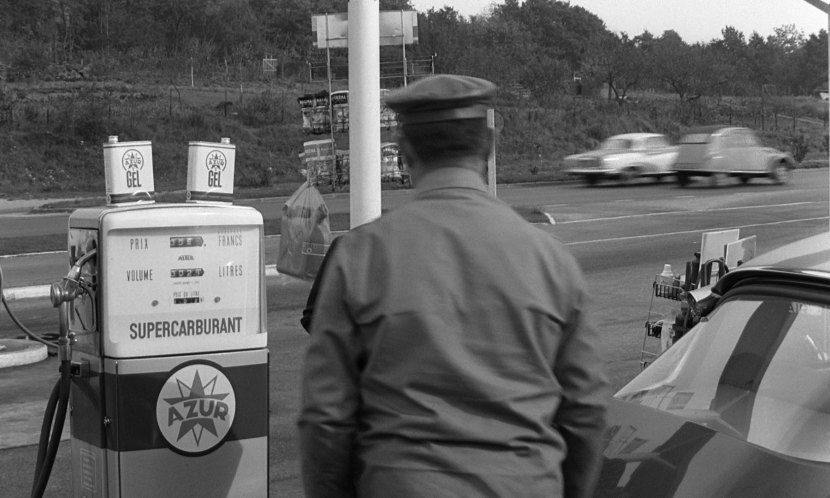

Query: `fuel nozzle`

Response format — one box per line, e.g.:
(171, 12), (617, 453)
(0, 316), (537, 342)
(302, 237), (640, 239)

(50, 249), (97, 307)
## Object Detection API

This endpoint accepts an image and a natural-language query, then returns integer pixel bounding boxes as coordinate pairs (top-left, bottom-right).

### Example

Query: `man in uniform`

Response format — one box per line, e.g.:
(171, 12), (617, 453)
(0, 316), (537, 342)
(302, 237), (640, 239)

(298, 74), (609, 498)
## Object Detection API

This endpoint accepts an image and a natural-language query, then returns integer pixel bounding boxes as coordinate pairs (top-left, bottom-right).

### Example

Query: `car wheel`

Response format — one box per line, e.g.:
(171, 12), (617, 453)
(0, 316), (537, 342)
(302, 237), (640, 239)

(709, 172), (727, 187)
(619, 169), (637, 185)
(739, 176), (750, 184)
(770, 162), (791, 185)
(585, 176), (598, 186)
(676, 172), (690, 187)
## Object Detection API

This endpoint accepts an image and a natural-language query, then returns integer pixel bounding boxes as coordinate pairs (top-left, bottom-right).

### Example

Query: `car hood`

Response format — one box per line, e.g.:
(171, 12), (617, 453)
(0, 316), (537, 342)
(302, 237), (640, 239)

(595, 397), (830, 497)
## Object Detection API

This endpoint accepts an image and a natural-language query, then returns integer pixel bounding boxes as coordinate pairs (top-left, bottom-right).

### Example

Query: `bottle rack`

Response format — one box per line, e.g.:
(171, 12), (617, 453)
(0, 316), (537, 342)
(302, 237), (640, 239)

(640, 274), (692, 369)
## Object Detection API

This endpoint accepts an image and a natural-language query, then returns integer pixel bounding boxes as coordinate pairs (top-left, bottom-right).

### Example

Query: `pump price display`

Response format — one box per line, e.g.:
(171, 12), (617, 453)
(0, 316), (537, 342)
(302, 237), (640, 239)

(170, 236), (204, 248)
(103, 219), (262, 353)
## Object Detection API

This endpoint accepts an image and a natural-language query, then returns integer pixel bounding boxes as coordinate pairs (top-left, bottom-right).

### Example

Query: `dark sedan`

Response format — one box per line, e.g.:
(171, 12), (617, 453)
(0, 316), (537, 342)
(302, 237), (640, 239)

(673, 126), (796, 187)
(595, 231), (830, 497)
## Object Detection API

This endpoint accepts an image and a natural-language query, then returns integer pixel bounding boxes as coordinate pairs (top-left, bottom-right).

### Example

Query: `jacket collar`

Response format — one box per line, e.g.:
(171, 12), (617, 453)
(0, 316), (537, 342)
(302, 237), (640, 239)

(415, 167), (488, 195)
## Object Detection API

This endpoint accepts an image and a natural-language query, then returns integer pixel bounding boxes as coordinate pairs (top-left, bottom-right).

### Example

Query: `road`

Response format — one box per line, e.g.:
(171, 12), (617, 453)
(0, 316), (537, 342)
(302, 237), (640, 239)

(0, 169), (828, 496)
(2, 170), (829, 288)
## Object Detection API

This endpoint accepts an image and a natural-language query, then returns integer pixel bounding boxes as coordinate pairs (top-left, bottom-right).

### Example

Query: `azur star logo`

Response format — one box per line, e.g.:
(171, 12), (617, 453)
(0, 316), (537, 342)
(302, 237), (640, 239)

(165, 370), (229, 444)
(121, 149), (144, 171)
(156, 363), (236, 454)
(206, 150), (227, 172)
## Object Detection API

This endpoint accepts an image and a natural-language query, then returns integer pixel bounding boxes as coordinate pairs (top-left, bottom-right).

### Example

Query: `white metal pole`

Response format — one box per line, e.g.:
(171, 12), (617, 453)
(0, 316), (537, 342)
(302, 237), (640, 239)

(487, 109), (497, 197)
(349, 0), (382, 228)
(802, 0), (830, 228)
(325, 15), (337, 187)
(401, 10), (408, 86)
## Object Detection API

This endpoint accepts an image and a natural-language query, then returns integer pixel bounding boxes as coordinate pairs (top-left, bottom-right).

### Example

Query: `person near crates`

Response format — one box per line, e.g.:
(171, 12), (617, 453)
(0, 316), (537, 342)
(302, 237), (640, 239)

(297, 74), (610, 498)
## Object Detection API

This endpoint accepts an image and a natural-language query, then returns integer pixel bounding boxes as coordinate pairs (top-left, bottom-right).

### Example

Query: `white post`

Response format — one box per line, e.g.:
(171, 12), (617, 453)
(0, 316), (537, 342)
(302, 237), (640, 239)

(487, 109), (497, 197)
(401, 10), (408, 86)
(802, 0), (830, 227)
(349, 0), (382, 228)
(325, 15), (337, 186)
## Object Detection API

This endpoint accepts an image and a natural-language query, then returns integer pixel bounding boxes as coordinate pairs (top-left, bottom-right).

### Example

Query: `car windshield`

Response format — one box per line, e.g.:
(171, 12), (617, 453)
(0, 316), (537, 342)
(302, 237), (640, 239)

(600, 138), (632, 150)
(617, 285), (830, 462)
(680, 133), (712, 144)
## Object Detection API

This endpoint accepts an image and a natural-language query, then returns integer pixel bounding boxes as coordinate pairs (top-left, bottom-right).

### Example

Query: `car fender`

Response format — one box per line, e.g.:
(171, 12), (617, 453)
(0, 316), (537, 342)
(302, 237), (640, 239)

(762, 150), (796, 169)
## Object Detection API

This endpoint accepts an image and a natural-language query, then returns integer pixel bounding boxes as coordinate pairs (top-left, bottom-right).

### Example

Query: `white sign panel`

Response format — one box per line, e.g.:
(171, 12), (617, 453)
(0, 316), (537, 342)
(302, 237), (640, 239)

(725, 236), (757, 269)
(312, 10), (418, 48)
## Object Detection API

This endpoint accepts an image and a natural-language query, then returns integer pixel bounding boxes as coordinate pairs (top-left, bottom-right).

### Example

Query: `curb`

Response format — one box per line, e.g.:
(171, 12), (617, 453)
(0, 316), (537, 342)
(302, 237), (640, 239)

(0, 339), (49, 369)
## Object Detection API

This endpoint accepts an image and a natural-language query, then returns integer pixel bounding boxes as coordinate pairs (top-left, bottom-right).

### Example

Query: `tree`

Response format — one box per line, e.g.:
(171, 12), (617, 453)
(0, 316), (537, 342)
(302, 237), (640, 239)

(797, 30), (828, 94)
(648, 31), (703, 101)
(491, 0), (608, 70)
(585, 32), (647, 104)
(415, 7), (470, 75)
(765, 24), (806, 93)
(708, 26), (750, 95)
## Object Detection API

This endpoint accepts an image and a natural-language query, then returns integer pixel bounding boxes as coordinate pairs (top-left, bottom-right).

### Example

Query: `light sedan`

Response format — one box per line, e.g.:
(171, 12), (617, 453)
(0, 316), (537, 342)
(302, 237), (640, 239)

(564, 133), (678, 185)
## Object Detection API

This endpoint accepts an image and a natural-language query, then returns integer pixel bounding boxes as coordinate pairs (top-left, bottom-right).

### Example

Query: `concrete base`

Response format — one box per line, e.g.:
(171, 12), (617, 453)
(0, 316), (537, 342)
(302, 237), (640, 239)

(0, 339), (48, 369)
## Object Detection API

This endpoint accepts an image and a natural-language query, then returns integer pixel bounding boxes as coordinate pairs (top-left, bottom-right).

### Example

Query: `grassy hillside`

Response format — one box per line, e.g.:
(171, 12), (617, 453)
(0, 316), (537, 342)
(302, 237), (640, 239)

(1, 78), (827, 199)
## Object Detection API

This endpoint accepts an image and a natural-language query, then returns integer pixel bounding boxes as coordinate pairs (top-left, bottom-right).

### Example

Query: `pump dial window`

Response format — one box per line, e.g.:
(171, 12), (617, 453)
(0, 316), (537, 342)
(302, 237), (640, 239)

(170, 236), (204, 248)
(170, 268), (205, 278)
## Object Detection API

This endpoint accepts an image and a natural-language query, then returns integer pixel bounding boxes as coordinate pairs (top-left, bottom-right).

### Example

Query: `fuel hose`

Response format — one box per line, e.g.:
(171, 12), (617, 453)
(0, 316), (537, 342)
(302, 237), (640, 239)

(30, 357), (70, 498)
(0, 262), (58, 350)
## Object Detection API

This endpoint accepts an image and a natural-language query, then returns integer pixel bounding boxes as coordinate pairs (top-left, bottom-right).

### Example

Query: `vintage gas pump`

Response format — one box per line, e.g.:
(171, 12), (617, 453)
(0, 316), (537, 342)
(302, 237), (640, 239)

(46, 137), (268, 497)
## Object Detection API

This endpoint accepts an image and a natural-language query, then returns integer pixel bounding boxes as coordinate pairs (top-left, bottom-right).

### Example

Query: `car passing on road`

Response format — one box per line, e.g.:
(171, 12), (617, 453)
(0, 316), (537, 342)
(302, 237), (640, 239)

(564, 133), (678, 185)
(672, 126), (796, 187)
(595, 231), (830, 497)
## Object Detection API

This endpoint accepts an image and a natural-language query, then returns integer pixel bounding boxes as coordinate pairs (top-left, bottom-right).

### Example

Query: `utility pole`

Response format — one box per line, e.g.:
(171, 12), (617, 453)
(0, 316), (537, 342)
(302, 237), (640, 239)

(801, 0), (830, 227)
(348, 0), (382, 228)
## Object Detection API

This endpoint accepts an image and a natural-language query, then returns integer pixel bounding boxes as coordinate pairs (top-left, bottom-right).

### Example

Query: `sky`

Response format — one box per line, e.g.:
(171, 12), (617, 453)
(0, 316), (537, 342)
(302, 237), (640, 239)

(407, 0), (829, 44)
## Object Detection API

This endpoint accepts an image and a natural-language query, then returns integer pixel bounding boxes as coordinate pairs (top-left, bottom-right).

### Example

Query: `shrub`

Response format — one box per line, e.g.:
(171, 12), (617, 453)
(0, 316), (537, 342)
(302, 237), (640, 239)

(790, 134), (810, 163)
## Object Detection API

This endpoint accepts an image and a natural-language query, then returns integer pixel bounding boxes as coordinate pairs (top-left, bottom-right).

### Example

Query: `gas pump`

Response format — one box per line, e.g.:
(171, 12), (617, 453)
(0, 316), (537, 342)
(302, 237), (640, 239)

(38, 136), (268, 497)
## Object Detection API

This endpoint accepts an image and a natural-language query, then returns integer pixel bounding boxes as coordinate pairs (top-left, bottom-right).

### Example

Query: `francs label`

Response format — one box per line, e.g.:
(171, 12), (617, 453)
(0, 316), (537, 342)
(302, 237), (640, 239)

(217, 230), (243, 247)
(156, 362), (236, 455)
